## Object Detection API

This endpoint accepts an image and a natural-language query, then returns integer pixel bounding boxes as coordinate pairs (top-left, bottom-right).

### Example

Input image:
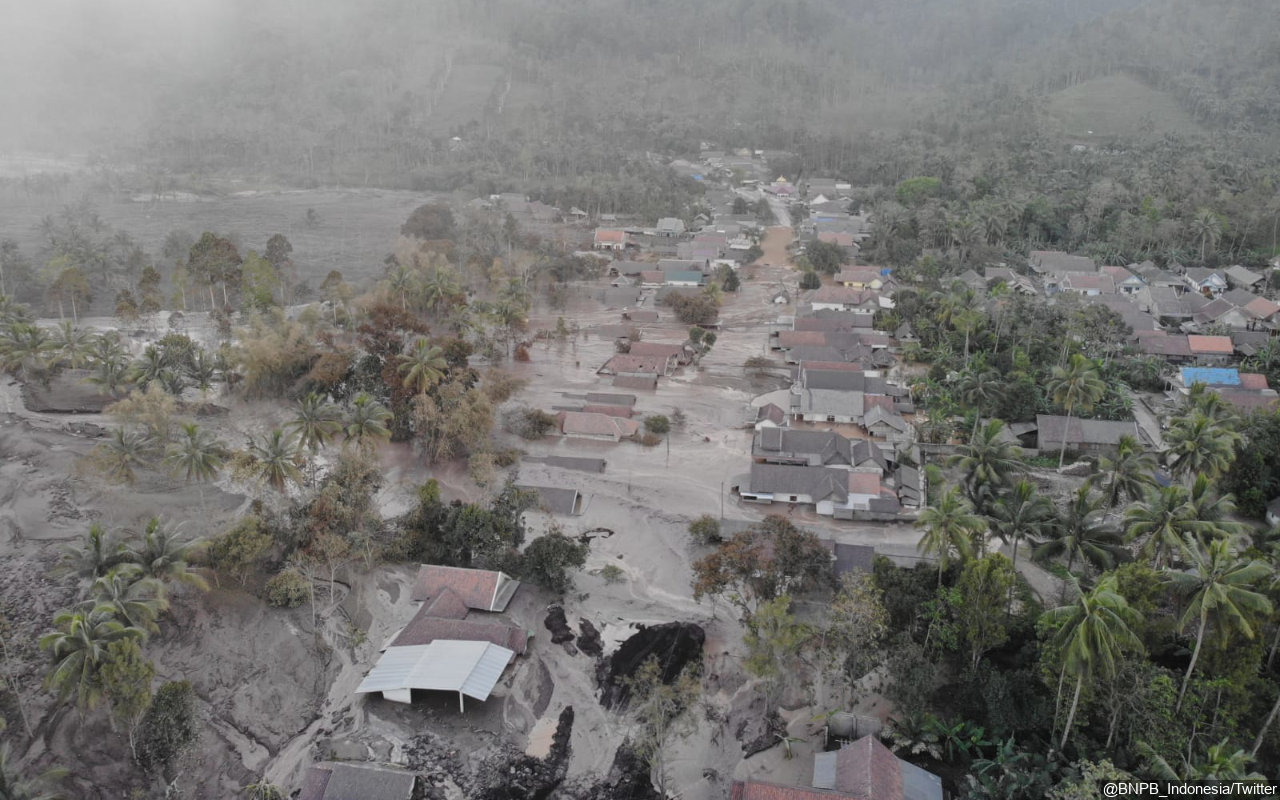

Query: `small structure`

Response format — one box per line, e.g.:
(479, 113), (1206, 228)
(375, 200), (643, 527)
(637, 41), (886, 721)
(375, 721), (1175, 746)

(518, 485), (584, 516)
(1225, 265), (1265, 291)
(593, 229), (628, 251)
(755, 403), (788, 430)
(1186, 334), (1235, 364)
(355, 640), (515, 710)
(1035, 415), (1139, 456)
(298, 762), (415, 800)
(730, 734), (943, 800)
(558, 411), (642, 441)
(655, 217), (686, 237)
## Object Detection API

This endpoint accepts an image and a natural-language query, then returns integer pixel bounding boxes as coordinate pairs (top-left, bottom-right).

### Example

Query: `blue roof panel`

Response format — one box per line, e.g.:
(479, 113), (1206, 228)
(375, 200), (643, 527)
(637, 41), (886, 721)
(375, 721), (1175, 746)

(1181, 367), (1240, 387)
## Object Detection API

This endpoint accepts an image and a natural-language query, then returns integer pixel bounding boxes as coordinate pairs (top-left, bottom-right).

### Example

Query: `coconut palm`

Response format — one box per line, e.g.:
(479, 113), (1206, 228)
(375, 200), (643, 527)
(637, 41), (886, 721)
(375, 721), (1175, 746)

(1168, 537), (1272, 711)
(127, 344), (168, 388)
(56, 523), (129, 588)
(39, 607), (145, 712)
(98, 427), (154, 484)
(49, 321), (95, 369)
(1046, 354), (1106, 470)
(1098, 435), (1157, 508)
(956, 371), (1004, 438)
(421, 266), (462, 314)
(397, 337), (447, 395)
(82, 565), (167, 633)
(0, 741), (67, 800)
(989, 480), (1056, 573)
(247, 428), (304, 493)
(949, 419), (1024, 513)
(125, 517), (209, 592)
(1183, 382), (1239, 426)
(1124, 485), (1194, 569)
(1144, 738), (1266, 782)
(384, 263), (415, 311)
(185, 347), (218, 396)
(1042, 575), (1143, 750)
(289, 392), (342, 454)
(1034, 483), (1124, 574)
(1190, 208), (1222, 263)
(0, 322), (52, 382)
(1183, 474), (1247, 544)
(1163, 411), (1241, 482)
(343, 393), (392, 451)
(916, 487), (985, 585)
(165, 422), (227, 484)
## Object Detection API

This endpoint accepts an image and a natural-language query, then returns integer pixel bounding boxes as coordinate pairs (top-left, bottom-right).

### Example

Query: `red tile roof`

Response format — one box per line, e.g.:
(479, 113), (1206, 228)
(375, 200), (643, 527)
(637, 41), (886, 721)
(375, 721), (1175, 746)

(1246, 297), (1280, 319)
(422, 587), (468, 620)
(392, 612), (528, 653)
(595, 229), (626, 244)
(778, 331), (830, 348)
(411, 565), (516, 611)
(628, 341), (685, 359)
(1187, 335), (1234, 355)
(730, 780), (856, 800)
(836, 735), (903, 800)
(847, 472), (882, 496)
(1239, 373), (1271, 390)
(603, 354), (670, 375)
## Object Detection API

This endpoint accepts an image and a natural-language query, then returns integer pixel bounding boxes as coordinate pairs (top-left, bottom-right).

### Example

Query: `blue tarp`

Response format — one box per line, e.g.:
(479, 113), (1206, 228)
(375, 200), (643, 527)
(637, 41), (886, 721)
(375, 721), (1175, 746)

(1180, 367), (1240, 387)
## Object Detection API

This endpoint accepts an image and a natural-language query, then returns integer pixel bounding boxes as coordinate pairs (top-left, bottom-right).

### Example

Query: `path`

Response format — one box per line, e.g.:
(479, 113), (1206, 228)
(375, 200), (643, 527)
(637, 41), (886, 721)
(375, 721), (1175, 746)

(754, 225), (794, 268)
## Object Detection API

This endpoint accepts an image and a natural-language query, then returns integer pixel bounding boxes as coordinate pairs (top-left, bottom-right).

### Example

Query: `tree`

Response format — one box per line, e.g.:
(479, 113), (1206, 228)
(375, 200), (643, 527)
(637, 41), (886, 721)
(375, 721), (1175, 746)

(520, 531), (589, 595)
(1035, 484), (1124, 573)
(242, 780), (286, 800)
(57, 523), (128, 587)
(246, 428), (304, 493)
(821, 572), (889, 705)
(1123, 485), (1196, 569)
(239, 251), (280, 311)
(1163, 411), (1240, 482)
(85, 565), (167, 633)
(744, 595), (811, 708)
(1190, 208), (1222, 263)
(1046, 354), (1106, 470)
(126, 517), (209, 592)
(620, 655), (701, 798)
(187, 232), (241, 309)
(691, 515), (832, 616)
(206, 516), (272, 585)
(1167, 538), (1272, 712)
(1042, 576), (1143, 751)
(397, 337), (447, 395)
(644, 414), (670, 435)
(688, 515), (721, 545)
(806, 239), (846, 274)
(956, 555), (1018, 670)
(401, 203), (456, 240)
(950, 419), (1024, 512)
(989, 480), (1055, 574)
(1099, 435), (1157, 507)
(0, 741), (66, 800)
(289, 393), (342, 455)
(99, 637), (155, 758)
(799, 270), (821, 290)
(39, 607), (145, 713)
(732, 196), (750, 215)
(0, 322), (52, 382)
(97, 427), (154, 484)
(165, 422), (227, 492)
(136, 680), (198, 778)
(344, 393), (392, 450)
(916, 487), (984, 585)
(956, 370), (1005, 438)
(46, 266), (91, 323)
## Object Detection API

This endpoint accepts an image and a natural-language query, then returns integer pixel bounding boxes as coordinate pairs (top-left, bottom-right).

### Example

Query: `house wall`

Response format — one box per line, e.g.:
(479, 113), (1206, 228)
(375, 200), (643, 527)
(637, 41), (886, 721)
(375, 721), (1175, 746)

(564, 431), (619, 442)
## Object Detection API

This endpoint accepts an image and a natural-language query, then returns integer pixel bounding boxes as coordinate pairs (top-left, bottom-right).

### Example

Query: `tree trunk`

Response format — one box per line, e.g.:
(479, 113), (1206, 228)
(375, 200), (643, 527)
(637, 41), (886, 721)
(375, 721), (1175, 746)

(1058, 405), (1074, 471)
(1177, 611), (1209, 712)
(1268, 623), (1280, 671)
(1060, 674), (1084, 751)
(1252, 691), (1280, 757)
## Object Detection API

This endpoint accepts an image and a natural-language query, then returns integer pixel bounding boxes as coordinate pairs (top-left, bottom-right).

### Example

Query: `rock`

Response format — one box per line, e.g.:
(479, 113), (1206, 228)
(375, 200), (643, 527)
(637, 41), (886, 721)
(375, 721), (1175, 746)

(597, 622), (705, 709)
(561, 640), (579, 657)
(741, 711), (786, 757)
(544, 605), (575, 644)
(577, 619), (603, 657)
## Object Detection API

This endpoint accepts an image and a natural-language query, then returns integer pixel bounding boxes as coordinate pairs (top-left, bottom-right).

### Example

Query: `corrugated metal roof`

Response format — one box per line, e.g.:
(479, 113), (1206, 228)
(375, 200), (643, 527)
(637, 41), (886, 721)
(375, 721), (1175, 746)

(1181, 367), (1241, 387)
(356, 641), (515, 702)
(812, 751), (837, 789)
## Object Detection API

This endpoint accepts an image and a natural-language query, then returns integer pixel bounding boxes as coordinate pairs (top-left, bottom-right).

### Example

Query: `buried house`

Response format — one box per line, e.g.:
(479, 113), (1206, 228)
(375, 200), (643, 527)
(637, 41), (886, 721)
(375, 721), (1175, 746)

(355, 566), (527, 711)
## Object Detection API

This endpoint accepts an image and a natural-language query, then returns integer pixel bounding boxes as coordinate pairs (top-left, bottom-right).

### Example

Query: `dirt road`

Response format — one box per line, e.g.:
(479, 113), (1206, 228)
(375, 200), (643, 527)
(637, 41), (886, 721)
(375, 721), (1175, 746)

(754, 225), (795, 268)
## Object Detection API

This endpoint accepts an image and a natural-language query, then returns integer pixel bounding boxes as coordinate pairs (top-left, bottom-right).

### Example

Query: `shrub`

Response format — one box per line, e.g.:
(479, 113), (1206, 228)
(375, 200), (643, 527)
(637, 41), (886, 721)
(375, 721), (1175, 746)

(265, 568), (310, 608)
(799, 270), (821, 290)
(601, 563), (625, 584)
(688, 514), (721, 544)
(514, 344), (531, 362)
(638, 432), (662, 447)
(644, 415), (671, 435)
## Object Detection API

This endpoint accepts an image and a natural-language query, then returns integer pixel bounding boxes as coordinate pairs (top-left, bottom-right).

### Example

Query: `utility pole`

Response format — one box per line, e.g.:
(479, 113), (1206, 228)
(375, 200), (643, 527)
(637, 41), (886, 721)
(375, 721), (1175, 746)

(720, 480), (725, 519)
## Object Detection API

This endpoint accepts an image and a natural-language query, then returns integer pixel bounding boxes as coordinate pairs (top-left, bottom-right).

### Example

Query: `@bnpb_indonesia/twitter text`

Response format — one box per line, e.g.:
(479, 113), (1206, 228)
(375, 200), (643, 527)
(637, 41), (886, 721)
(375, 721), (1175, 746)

(1103, 782), (1279, 798)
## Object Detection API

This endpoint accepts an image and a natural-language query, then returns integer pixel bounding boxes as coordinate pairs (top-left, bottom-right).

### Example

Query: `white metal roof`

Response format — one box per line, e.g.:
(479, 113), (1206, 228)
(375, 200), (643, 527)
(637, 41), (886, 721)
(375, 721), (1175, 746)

(355, 640), (515, 702)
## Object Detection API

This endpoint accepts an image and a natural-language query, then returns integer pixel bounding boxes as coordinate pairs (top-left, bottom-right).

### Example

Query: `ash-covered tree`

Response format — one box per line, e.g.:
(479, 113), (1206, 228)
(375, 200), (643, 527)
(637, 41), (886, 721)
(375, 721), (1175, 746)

(401, 203), (456, 241)
(100, 637), (154, 759)
(619, 655), (701, 799)
(520, 530), (589, 595)
(136, 679), (198, 778)
(692, 515), (833, 618)
(799, 270), (821, 290)
(805, 239), (846, 275)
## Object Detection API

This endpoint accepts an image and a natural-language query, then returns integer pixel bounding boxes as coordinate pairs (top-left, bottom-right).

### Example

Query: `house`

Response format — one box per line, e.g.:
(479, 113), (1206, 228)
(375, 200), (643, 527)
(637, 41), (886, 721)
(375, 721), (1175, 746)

(1245, 297), (1280, 326)
(613, 374), (659, 390)
(639, 270), (666, 288)
(600, 287), (643, 309)
(1226, 265), (1265, 291)
(299, 762), (416, 800)
(1141, 287), (1208, 321)
(754, 403), (788, 430)
(862, 405), (912, 444)
(953, 269), (988, 293)
(753, 428), (887, 473)
(658, 258), (708, 275)
(411, 565), (520, 610)
(518, 485), (583, 516)
(1133, 331), (1193, 361)
(1079, 294), (1160, 332)
(664, 270), (706, 287)
(585, 392), (636, 407)
(809, 286), (884, 313)
(629, 340), (694, 366)
(1035, 415), (1139, 456)
(985, 267), (1038, 295)
(1232, 330), (1274, 357)
(356, 640), (517, 710)
(558, 411), (642, 441)
(602, 351), (676, 376)
(833, 267), (888, 290)
(1060, 273), (1116, 296)
(655, 217), (686, 238)
(741, 463), (850, 506)
(1186, 335), (1235, 364)
(730, 734), (943, 800)
(1030, 251), (1096, 276)
(1190, 299), (1251, 332)
(1102, 265), (1145, 295)
(593, 229), (628, 251)
(1184, 268), (1229, 298)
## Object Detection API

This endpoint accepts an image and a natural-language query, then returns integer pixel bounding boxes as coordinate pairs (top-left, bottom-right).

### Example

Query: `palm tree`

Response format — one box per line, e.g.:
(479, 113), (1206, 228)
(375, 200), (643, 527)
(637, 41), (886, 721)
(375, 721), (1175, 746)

(1046, 354), (1106, 470)
(989, 480), (1056, 573)
(1099, 435), (1157, 508)
(125, 517), (209, 592)
(421, 266), (462, 314)
(1043, 575), (1143, 751)
(956, 370), (1004, 438)
(1183, 474), (1246, 544)
(1145, 738), (1266, 782)
(185, 348), (218, 396)
(1183, 382), (1239, 426)
(384, 263), (415, 311)
(916, 487), (985, 585)
(127, 345), (167, 389)
(1034, 483), (1125, 573)
(0, 741), (66, 800)
(397, 337), (447, 395)
(1168, 537), (1272, 712)
(1124, 485), (1194, 569)
(247, 428), (304, 493)
(1190, 208), (1222, 263)
(56, 523), (129, 588)
(949, 419), (1024, 513)
(1163, 411), (1240, 482)
(165, 422), (227, 484)
(289, 392), (342, 455)
(39, 607), (145, 712)
(0, 322), (52, 382)
(98, 427), (154, 484)
(49, 321), (95, 369)
(83, 565), (167, 633)
(343, 393), (392, 451)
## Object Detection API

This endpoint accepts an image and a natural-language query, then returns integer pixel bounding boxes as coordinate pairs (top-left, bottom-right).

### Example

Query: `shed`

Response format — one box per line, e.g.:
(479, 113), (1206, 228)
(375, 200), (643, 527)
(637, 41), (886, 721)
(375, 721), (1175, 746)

(355, 640), (515, 710)
(518, 485), (584, 516)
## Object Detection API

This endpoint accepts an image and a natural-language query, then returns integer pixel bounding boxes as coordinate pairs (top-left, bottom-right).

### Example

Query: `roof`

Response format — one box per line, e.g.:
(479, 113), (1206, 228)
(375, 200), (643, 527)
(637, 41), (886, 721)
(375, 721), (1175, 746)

(622, 309), (660, 322)
(1246, 297), (1280, 320)
(1217, 390), (1280, 413)
(355, 640), (515, 702)
(411, 566), (520, 611)
(1187, 335), (1234, 355)
(629, 341), (686, 359)
(1239, 373), (1270, 390)
(730, 781), (852, 800)
(518, 485), (581, 516)
(1136, 333), (1193, 358)
(1226, 265), (1264, 285)
(613, 374), (659, 390)
(1192, 298), (1239, 324)
(421, 587), (468, 620)
(778, 330), (831, 348)
(833, 543), (876, 576)
(602, 354), (672, 374)
(811, 286), (879, 306)
(299, 763), (415, 800)
(1268, 497), (1280, 515)
(594, 229), (626, 244)
(801, 389), (866, 418)
(864, 405), (909, 432)
(1035, 415), (1137, 446)
(585, 392), (636, 406)
(835, 267), (884, 284)
(523, 456), (607, 473)
(582, 404), (634, 418)
(1185, 267), (1227, 285)
(665, 270), (705, 284)
(1062, 273), (1115, 293)
(847, 472), (881, 496)
(560, 411), (641, 438)
(1102, 265), (1139, 283)
(820, 231), (856, 248)
(748, 463), (849, 504)
(391, 608), (528, 654)
(1030, 251), (1095, 274)
(1180, 367), (1241, 387)
(757, 403), (787, 425)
